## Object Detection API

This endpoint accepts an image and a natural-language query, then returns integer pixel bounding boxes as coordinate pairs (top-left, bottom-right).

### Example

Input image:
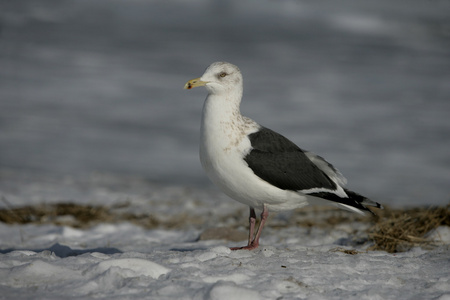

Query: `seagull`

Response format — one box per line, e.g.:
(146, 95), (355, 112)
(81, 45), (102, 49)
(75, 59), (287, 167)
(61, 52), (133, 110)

(184, 62), (382, 250)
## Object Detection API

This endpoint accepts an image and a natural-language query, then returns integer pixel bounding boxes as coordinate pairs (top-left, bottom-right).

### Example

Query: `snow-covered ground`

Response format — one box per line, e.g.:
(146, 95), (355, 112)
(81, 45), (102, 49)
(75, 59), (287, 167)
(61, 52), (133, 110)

(0, 171), (449, 299)
(1, 230), (449, 300)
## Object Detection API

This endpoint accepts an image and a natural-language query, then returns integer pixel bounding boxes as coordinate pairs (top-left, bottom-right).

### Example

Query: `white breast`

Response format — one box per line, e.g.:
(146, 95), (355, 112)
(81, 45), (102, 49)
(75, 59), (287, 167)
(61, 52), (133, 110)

(199, 94), (310, 211)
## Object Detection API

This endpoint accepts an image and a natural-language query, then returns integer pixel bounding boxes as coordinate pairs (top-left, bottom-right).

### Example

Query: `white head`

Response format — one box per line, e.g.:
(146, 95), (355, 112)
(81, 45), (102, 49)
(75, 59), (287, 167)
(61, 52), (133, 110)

(184, 62), (243, 97)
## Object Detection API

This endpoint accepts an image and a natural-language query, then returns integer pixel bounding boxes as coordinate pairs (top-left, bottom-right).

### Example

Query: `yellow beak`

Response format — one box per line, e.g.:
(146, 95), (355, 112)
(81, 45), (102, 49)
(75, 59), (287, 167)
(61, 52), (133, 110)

(184, 77), (208, 90)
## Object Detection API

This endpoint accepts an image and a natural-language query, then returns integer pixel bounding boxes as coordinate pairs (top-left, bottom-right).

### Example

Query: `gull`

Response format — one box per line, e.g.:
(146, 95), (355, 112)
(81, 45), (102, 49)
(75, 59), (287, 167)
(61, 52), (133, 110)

(184, 62), (382, 250)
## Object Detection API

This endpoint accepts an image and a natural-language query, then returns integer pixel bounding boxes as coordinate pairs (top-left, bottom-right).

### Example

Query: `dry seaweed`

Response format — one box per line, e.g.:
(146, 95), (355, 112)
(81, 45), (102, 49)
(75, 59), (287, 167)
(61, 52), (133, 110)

(0, 203), (114, 228)
(368, 205), (450, 253)
(0, 202), (204, 230)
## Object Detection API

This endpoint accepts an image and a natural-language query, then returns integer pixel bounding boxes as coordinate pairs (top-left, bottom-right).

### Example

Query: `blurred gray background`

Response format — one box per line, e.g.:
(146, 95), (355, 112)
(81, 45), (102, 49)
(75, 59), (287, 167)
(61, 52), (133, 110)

(1, 0), (449, 206)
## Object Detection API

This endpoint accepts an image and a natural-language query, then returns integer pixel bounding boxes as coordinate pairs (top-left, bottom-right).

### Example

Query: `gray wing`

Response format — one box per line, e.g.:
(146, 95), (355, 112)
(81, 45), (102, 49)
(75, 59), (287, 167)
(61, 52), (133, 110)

(244, 127), (339, 192)
(244, 127), (383, 215)
(304, 151), (347, 187)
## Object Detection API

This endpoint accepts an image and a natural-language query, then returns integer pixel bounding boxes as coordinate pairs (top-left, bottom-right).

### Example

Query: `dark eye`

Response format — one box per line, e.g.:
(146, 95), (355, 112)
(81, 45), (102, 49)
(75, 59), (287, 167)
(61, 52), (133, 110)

(219, 72), (227, 78)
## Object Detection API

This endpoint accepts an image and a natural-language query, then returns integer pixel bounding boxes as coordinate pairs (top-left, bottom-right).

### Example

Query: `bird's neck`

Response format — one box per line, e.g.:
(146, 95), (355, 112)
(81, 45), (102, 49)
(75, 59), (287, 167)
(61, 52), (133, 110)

(202, 90), (243, 123)
(200, 91), (244, 146)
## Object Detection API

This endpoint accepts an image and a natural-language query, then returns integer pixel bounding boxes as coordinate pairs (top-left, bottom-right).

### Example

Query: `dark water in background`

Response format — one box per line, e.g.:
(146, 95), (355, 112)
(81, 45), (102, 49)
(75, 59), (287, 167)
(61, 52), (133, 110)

(1, 0), (449, 206)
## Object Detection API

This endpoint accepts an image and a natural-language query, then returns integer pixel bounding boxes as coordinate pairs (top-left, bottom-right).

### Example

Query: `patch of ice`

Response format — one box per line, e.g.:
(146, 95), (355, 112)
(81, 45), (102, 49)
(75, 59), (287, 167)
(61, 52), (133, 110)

(2, 259), (81, 287)
(210, 246), (232, 255)
(202, 273), (251, 284)
(88, 252), (111, 259)
(229, 250), (254, 259)
(61, 226), (84, 238)
(206, 282), (260, 300)
(196, 251), (218, 262)
(87, 258), (170, 279)
(196, 246), (232, 262)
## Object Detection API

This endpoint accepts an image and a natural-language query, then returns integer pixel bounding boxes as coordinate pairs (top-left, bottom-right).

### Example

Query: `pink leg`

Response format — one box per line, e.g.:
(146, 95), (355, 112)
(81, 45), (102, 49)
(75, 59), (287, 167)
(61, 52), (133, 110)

(252, 206), (269, 247)
(231, 205), (268, 251)
(247, 208), (257, 246)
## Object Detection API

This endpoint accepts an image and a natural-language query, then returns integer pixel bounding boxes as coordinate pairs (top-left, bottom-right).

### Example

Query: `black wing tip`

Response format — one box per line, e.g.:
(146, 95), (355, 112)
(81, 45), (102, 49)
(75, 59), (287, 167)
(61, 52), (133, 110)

(309, 189), (383, 215)
(346, 189), (383, 208)
(344, 189), (384, 215)
(371, 202), (384, 210)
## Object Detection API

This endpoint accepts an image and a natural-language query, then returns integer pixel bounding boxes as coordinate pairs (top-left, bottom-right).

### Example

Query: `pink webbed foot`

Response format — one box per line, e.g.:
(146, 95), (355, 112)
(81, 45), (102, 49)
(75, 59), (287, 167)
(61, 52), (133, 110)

(230, 205), (268, 251)
(230, 241), (259, 251)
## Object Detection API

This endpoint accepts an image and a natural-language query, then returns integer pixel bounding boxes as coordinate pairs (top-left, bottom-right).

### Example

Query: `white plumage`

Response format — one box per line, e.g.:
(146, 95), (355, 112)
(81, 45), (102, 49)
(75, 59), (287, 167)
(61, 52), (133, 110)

(185, 62), (382, 250)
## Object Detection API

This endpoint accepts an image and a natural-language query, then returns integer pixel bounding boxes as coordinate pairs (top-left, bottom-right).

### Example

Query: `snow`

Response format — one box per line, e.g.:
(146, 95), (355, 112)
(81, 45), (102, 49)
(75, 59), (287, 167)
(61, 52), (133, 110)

(0, 222), (449, 299)
(0, 173), (449, 299)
